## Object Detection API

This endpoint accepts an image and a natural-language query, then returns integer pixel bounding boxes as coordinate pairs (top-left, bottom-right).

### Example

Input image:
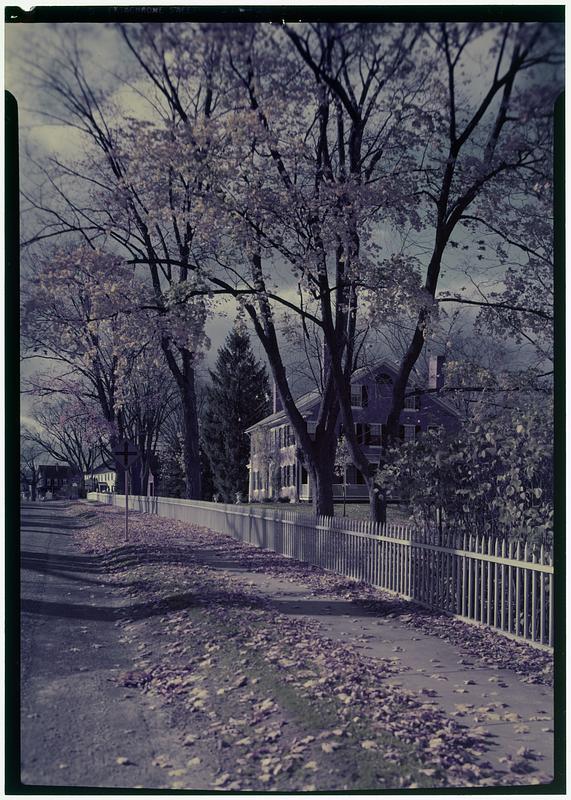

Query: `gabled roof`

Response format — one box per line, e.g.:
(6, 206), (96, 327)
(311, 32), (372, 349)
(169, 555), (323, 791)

(39, 464), (80, 475)
(353, 361), (460, 417)
(86, 464), (116, 475)
(246, 359), (459, 432)
(245, 389), (320, 433)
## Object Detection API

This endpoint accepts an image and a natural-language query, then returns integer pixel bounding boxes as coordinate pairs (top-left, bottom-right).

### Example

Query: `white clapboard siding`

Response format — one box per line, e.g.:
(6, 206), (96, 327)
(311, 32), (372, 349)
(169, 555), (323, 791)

(88, 493), (554, 650)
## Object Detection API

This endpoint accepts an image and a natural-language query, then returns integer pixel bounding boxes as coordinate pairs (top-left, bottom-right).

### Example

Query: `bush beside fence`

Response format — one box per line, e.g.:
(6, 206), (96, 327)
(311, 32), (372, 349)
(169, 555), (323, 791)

(87, 493), (554, 650)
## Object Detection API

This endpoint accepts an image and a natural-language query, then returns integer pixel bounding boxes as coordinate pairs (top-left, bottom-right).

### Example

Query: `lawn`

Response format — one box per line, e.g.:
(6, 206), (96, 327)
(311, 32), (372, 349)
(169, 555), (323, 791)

(238, 502), (412, 526)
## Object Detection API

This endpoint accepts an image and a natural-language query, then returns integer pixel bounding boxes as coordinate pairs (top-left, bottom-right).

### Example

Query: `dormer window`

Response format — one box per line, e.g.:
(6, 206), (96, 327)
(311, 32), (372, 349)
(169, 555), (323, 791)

(376, 373), (393, 398)
(351, 384), (368, 408)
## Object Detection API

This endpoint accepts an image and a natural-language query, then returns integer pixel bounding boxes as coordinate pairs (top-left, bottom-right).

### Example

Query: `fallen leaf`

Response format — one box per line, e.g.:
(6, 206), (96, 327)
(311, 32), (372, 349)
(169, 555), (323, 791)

(514, 724), (530, 734)
(428, 737), (444, 749)
(361, 740), (377, 751)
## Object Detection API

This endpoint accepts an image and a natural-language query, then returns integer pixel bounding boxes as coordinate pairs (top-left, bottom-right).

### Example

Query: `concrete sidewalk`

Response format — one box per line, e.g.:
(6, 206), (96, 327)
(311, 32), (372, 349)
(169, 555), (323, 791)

(194, 548), (554, 781)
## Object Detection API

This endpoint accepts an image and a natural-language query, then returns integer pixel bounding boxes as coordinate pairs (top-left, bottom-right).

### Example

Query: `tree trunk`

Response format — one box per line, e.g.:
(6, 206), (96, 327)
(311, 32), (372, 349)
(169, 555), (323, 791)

(181, 365), (201, 500)
(310, 452), (336, 517)
(161, 343), (202, 500)
(368, 482), (386, 525)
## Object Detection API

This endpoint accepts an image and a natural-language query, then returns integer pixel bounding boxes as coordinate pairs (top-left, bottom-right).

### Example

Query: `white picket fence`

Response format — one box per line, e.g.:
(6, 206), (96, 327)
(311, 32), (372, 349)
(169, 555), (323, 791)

(88, 493), (554, 650)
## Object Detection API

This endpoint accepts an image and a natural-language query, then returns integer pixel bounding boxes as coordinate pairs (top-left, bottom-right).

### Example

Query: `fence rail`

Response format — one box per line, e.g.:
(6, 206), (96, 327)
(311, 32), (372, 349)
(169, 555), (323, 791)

(87, 493), (554, 650)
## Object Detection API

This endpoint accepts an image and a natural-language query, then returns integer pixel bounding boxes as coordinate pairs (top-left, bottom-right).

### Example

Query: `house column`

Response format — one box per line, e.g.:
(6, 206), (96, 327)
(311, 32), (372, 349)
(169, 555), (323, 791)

(247, 463), (254, 502)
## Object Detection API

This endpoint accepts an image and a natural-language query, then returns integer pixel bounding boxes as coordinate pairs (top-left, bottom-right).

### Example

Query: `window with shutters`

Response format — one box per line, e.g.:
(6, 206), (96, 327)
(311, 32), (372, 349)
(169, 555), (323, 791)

(404, 391), (420, 410)
(376, 372), (393, 398)
(403, 425), (418, 442)
(370, 424), (383, 446)
(355, 422), (369, 445)
(354, 422), (383, 446)
(350, 385), (368, 407)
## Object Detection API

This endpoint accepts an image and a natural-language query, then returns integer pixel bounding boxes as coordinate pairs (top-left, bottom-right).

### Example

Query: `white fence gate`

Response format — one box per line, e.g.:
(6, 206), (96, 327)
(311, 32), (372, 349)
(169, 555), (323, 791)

(88, 493), (554, 650)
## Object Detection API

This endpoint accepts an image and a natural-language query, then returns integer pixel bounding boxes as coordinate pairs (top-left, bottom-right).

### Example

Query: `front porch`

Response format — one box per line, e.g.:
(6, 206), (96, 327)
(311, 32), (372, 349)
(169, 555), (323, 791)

(298, 482), (370, 503)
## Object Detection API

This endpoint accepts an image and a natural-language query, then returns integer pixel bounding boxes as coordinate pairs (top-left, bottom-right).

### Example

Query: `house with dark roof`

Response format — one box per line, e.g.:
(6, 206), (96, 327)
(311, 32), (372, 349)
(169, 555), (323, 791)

(245, 357), (459, 503)
(37, 464), (82, 498)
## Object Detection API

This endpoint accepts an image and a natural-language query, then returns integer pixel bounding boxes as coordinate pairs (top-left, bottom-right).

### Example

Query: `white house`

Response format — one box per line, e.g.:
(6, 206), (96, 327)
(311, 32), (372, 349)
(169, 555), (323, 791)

(84, 464), (116, 493)
(245, 358), (459, 503)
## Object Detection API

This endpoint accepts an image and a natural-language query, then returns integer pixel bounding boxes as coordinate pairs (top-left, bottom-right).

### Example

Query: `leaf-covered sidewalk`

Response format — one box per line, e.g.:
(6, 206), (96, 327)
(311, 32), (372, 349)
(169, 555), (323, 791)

(73, 502), (554, 790)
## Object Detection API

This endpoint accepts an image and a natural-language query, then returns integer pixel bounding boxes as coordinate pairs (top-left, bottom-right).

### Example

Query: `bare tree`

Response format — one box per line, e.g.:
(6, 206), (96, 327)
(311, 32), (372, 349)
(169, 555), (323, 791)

(19, 24), (227, 498)
(20, 438), (44, 501)
(23, 398), (103, 494)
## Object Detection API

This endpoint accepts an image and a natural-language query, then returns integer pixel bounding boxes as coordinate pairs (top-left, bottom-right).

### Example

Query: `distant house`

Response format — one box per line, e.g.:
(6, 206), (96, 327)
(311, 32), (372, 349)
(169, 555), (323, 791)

(245, 357), (459, 503)
(37, 464), (81, 499)
(84, 464), (116, 493)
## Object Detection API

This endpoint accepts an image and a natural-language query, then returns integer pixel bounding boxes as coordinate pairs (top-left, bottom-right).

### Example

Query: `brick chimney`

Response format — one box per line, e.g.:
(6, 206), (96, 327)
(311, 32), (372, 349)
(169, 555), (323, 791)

(428, 355), (445, 391)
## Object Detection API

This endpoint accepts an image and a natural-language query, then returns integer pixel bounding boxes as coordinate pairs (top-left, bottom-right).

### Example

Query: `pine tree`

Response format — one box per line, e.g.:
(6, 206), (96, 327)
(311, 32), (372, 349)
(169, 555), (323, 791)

(202, 328), (271, 502)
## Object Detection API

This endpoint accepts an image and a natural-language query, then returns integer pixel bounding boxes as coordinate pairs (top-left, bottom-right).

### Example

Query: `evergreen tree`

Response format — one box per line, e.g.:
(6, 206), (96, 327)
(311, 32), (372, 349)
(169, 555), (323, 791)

(202, 328), (271, 502)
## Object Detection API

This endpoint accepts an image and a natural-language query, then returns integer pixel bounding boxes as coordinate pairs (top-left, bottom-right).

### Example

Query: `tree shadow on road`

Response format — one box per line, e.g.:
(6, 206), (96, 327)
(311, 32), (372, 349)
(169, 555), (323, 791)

(20, 545), (198, 575)
(20, 515), (99, 533)
(20, 557), (136, 589)
(20, 581), (270, 623)
(21, 591), (202, 622)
